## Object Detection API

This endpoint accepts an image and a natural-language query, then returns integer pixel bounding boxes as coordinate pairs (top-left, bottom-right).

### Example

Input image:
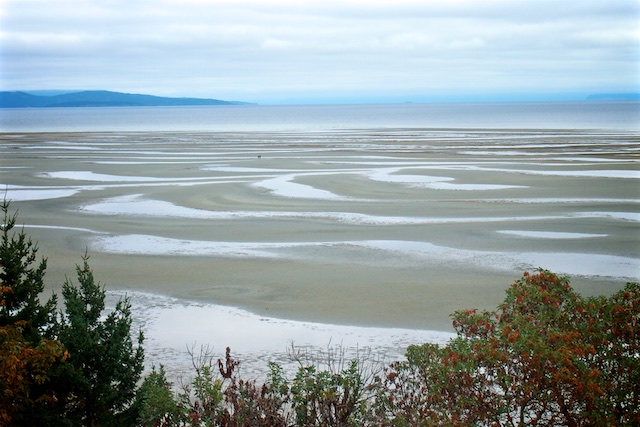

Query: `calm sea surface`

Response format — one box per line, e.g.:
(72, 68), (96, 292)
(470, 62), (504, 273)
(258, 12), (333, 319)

(1, 101), (638, 132)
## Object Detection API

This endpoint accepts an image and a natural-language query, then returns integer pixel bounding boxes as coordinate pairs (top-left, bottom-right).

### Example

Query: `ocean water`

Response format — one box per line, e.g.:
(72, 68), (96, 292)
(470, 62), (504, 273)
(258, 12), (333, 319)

(1, 101), (639, 132)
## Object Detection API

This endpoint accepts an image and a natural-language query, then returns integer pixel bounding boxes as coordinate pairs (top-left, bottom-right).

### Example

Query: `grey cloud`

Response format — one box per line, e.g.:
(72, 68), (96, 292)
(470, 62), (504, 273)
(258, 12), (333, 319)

(1, 0), (638, 103)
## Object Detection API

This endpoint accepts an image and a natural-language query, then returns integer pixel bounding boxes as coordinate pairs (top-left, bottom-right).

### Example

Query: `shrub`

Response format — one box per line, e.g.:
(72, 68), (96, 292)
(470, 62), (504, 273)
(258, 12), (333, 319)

(135, 365), (186, 427)
(374, 270), (640, 426)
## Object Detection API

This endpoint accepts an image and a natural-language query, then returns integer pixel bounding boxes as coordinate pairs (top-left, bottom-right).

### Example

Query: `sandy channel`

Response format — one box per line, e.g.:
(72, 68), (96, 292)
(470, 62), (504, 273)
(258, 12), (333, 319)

(1, 129), (639, 373)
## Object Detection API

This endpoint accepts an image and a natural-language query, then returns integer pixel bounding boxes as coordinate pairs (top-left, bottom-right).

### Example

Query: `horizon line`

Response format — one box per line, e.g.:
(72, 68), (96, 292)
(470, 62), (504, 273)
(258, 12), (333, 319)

(3, 88), (640, 106)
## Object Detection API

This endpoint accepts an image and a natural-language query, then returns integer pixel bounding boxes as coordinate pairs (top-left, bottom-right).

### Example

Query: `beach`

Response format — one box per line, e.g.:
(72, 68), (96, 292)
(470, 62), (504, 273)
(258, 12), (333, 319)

(1, 128), (638, 374)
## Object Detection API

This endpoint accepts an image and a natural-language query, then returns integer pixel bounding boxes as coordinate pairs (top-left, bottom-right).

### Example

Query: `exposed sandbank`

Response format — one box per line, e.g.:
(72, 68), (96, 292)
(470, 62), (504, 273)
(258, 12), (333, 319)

(2, 129), (638, 337)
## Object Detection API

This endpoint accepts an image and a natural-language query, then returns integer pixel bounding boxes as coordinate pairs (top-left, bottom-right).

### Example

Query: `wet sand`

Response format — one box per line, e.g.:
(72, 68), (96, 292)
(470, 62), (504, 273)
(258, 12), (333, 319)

(1, 129), (638, 336)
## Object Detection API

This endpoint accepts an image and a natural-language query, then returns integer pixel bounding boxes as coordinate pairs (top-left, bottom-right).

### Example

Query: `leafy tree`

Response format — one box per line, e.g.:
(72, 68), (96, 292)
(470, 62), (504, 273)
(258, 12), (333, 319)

(54, 255), (144, 427)
(133, 365), (186, 427)
(580, 282), (640, 424)
(374, 270), (640, 426)
(0, 199), (57, 342)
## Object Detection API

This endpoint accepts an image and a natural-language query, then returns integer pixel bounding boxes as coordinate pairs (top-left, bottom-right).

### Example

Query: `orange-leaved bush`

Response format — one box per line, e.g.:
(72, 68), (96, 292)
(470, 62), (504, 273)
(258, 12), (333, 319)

(373, 270), (639, 426)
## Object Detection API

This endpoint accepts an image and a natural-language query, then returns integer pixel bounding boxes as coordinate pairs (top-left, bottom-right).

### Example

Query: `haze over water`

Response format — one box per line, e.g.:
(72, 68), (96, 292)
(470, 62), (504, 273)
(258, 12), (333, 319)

(1, 101), (639, 132)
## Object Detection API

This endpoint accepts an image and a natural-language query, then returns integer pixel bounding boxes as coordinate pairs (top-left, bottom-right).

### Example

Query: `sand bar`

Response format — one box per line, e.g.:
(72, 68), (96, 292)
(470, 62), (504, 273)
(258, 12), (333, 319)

(1, 129), (639, 372)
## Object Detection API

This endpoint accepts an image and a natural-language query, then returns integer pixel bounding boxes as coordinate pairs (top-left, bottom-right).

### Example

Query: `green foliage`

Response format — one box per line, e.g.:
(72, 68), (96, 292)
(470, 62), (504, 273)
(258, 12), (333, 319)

(1, 203), (145, 426)
(143, 345), (372, 427)
(190, 365), (224, 426)
(181, 346), (291, 426)
(0, 200), (65, 426)
(0, 199), (57, 343)
(290, 358), (368, 426)
(170, 345), (225, 426)
(54, 254), (145, 427)
(134, 365), (185, 427)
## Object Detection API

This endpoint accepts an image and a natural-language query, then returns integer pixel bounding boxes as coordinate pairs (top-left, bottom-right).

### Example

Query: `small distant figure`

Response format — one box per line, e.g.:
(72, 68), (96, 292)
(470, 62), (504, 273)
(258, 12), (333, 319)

(257, 155), (261, 159)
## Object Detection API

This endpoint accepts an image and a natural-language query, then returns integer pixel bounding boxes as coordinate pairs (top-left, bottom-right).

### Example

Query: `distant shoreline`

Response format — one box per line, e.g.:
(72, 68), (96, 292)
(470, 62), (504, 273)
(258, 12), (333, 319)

(2, 89), (640, 108)
(0, 90), (254, 108)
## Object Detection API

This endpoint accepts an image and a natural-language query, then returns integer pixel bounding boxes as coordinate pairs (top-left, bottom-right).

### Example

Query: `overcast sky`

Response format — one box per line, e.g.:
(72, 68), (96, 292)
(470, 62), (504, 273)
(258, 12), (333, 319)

(1, 0), (638, 104)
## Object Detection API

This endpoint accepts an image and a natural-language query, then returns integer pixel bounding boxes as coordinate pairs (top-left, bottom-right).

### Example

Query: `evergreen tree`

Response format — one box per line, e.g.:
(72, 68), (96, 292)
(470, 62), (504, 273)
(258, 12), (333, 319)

(0, 200), (67, 426)
(0, 199), (57, 342)
(132, 365), (186, 427)
(54, 255), (144, 427)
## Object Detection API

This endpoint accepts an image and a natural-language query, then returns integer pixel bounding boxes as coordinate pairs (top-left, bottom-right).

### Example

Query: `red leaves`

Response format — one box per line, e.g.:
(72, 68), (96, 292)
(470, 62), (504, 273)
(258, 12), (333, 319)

(389, 271), (640, 426)
(0, 324), (66, 424)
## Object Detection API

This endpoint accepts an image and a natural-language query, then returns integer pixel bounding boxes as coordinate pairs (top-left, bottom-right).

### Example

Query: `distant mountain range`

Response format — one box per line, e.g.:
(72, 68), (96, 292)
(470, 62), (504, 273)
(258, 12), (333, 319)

(0, 90), (252, 108)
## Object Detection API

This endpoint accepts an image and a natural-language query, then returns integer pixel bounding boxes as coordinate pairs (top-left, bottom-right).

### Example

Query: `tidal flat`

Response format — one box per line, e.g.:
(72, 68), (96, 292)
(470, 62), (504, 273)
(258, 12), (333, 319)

(1, 129), (638, 374)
